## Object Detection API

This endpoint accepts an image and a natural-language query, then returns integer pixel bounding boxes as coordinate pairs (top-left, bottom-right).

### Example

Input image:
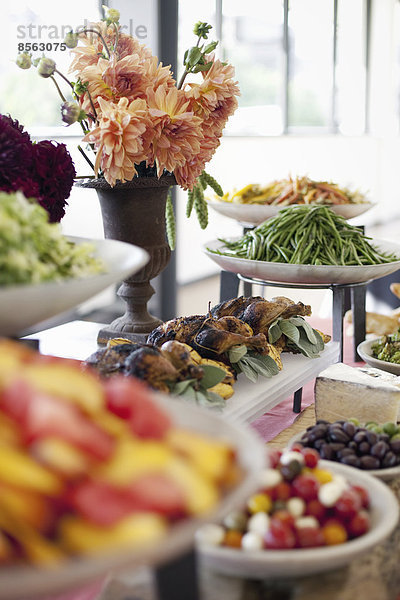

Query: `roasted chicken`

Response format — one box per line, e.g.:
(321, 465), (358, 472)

(211, 296), (312, 335)
(148, 313), (268, 360)
(86, 340), (235, 398)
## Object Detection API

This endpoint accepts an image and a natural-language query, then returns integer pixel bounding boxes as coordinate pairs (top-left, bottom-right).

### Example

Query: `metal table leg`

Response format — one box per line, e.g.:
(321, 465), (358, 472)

(292, 388), (303, 413)
(332, 286), (345, 362)
(154, 548), (199, 600)
(351, 283), (367, 362)
(220, 270), (240, 302)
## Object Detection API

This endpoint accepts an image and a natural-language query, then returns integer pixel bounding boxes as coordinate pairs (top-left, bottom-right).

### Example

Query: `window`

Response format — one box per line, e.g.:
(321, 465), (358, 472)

(178, 0), (372, 135)
(1, 1), (101, 130)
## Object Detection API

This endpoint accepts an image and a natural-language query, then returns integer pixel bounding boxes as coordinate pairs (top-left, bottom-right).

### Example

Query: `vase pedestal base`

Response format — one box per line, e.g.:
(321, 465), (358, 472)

(97, 328), (150, 346)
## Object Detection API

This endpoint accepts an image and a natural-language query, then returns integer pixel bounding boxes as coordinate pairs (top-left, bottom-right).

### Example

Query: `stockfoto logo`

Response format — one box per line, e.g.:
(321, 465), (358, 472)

(17, 18), (147, 40)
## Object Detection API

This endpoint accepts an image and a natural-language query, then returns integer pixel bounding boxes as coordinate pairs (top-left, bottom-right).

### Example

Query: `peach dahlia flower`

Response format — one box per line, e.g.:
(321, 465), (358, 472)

(147, 86), (203, 177)
(186, 55), (240, 133)
(83, 97), (153, 186)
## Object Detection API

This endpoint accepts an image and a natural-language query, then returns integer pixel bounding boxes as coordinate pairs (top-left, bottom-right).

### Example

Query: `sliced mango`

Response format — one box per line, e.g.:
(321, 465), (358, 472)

(23, 363), (104, 414)
(59, 513), (167, 555)
(32, 438), (92, 478)
(0, 446), (62, 495)
(166, 456), (219, 515)
(95, 437), (175, 485)
(167, 428), (234, 482)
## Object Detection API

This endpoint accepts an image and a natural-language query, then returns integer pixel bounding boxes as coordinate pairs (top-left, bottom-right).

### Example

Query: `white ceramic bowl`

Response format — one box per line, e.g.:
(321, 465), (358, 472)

(197, 460), (399, 579)
(289, 431), (400, 482)
(0, 394), (265, 600)
(208, 201), (374, 226)
(357, 339), (400, 376)
(204, 238), (400, 285)
(0, 236), (149, 337)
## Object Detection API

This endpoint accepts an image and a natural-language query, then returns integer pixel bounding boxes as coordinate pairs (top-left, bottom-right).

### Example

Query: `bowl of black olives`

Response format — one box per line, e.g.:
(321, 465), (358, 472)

(290, 419), (400, 481)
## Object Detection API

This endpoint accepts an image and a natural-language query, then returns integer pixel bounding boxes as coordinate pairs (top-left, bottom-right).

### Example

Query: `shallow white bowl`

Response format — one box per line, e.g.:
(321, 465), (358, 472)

(289, 431), (400, 482)
(204, 238), (400, 285)
(208, 201), (374, 226)
(357, 339), (400, 376)
(0, 394), (265, 600)
(0, 236), (149, 337)
(197, 460), (399, 579)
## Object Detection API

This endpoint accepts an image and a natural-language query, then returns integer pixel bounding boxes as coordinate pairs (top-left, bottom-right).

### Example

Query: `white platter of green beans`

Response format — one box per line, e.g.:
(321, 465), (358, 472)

(204, 206), (400, 285)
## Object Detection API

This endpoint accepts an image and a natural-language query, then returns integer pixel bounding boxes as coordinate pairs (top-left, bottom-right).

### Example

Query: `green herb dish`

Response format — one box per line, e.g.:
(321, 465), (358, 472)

(0, 191), (104, 286)
(371, 331), (400, 365)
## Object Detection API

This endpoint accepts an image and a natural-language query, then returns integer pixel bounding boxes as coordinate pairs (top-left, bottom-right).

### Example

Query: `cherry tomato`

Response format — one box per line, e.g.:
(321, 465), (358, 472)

(305, 499), (327, 523)
(273, 510), (295, 529)
(301, 448), (319, 469)
(322, 520), (348, 545)
(291, 474), (320, 501)
(247, 493), (272, 514)
(264, 518), (296, 549)
(351, 485), (370, 509)
(347, 510), (370, 538)
(273, 481), (292, 501)
(223, 529), (243, 548)
(266, 448), (282, 469)
(334, 489), (362, 521)
(296, 526), (325, 548)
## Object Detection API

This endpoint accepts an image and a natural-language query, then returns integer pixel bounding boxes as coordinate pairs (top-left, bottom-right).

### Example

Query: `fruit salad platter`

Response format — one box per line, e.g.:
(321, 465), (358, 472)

(197, 446), (399, 579)
(0, 340), (264, 599)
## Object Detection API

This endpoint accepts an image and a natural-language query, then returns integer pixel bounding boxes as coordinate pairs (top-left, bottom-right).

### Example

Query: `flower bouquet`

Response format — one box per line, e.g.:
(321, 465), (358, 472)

(17, 6), (240, 249)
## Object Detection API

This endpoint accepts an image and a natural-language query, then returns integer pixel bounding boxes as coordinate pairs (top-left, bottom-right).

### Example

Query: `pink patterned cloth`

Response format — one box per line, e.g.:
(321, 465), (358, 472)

(251, 318), (363, 443)
(42, 579), (106, 600)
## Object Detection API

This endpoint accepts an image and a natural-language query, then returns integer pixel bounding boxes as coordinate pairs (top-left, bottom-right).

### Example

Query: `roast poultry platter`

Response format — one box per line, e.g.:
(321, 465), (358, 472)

(87, 296), (331, 407)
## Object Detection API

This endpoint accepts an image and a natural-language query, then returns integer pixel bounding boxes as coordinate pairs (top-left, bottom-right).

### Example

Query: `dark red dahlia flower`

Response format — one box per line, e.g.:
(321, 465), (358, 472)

(33, 140), (76, 222)
(0, 114), (33, 186)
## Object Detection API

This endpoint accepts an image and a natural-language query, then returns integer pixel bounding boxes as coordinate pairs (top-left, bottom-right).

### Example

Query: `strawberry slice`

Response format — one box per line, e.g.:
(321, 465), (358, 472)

(105, 377), (171, 439)
(1, 379), (114, 461)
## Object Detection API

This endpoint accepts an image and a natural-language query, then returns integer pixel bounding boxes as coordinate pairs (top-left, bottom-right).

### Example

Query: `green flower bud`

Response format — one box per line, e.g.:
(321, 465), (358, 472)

(16, 52), (31, 70)
(193, 21), (212, 39)
(61, 101), (80, 125)
(37, 57), (56, 78)
(64, 31), (78, 49)
(74, 79), (88, 95)
(32, 57), (41, 67)
(102, 5), (120, 23)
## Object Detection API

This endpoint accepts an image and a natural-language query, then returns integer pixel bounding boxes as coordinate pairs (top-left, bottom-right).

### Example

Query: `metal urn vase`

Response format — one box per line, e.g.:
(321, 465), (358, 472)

(77, 175), (175, 344)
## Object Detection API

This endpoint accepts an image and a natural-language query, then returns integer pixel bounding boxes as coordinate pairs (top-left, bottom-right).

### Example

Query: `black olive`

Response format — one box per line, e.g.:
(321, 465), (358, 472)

(357, 441), (371, 455)
(354, 431), (367, 444)
(359, 455), (380, 470)
(370, 441), (389, 459)
(389, 439), (400, 454)
(340, 455), (360, 468)
(382, 452), (398, 468)
(280, 460), (302, 481)
(313, 438), (326, 451)
(348, 441), (358, 451)
(337, 448), (356, 459)
(366, 431), (378, 446)
(343, 422), (356, 437)
(329, 428), (350, 444)
(319, 444), (335, 460)
(329, 442), (346, 453)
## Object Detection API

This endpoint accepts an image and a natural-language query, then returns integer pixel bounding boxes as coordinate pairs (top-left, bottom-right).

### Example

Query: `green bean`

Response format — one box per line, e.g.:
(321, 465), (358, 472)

(209, 205), (399, 266)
